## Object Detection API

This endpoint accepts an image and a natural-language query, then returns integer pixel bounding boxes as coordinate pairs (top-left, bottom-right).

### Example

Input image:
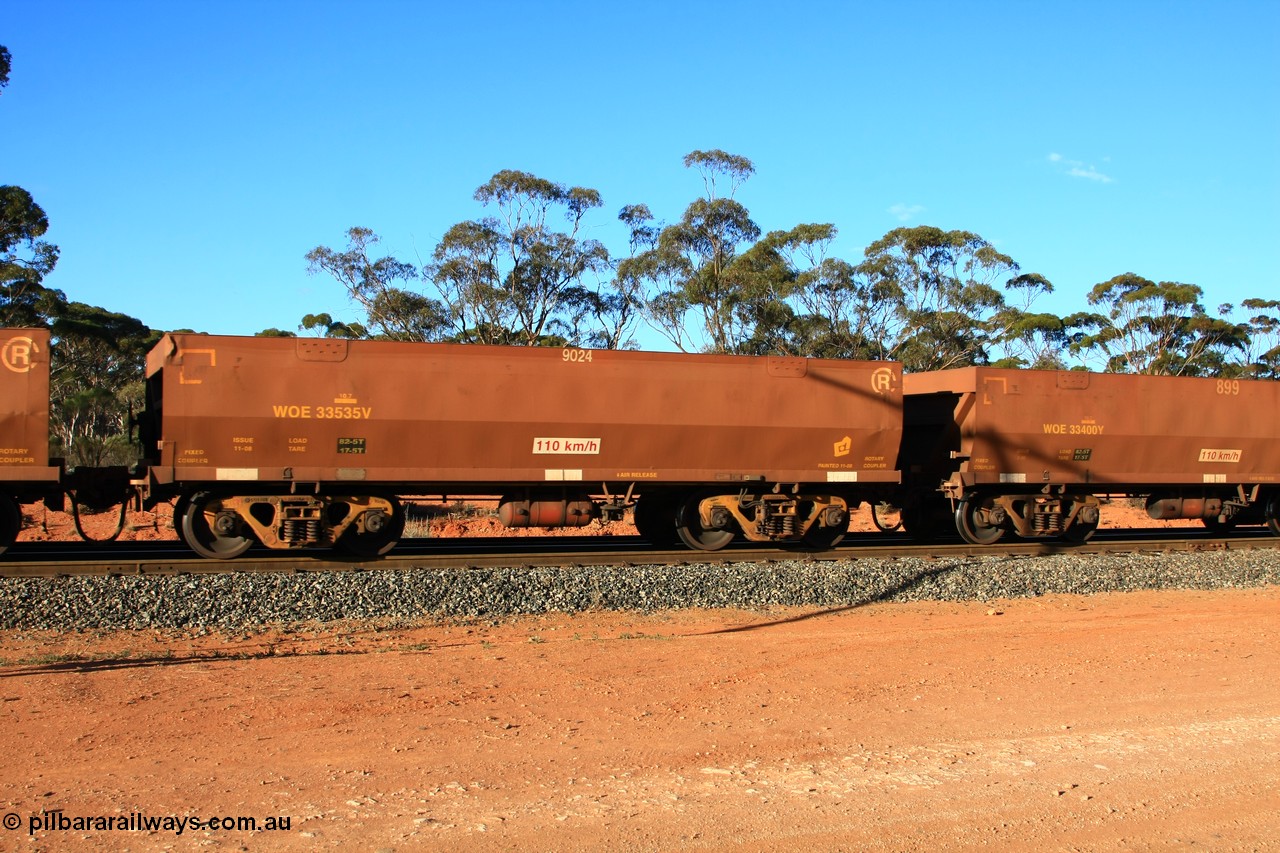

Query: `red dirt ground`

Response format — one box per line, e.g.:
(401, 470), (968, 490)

(1, 588), (1276, 850)
(3, 498), (1274, 850)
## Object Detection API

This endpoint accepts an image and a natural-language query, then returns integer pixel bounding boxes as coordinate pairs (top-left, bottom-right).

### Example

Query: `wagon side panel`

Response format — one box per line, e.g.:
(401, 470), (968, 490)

(0, 328), (59, 484)
(147, 336), (904, 491)
(906, 368), (1280, 489)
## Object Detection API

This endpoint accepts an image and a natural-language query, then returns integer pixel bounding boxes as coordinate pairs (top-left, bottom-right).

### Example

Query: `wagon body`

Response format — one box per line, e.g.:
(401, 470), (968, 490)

(140, 336), (903, 555)
(904, 368), (1280, 488)
(902, 368), (1280, 541)
(0, 328), (60, 487)
(143, 335), (903, 491)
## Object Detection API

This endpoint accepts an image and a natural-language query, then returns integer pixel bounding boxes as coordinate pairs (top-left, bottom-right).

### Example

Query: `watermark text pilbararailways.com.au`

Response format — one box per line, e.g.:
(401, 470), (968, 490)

(4, 809), (292, 836)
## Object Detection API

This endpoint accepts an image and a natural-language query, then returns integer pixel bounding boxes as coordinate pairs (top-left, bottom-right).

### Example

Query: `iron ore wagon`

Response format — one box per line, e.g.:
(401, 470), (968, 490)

(137, 335), (904, 557)
(0, 328), (61, 553)
(900, 367), (1280, 543)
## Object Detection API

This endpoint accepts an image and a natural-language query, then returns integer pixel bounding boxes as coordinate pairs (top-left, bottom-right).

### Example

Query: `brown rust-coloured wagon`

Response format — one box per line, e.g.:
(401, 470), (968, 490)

(0, 328), (62, 554)
(139, 335), (903, 557)
(902, 367), (1280, 543)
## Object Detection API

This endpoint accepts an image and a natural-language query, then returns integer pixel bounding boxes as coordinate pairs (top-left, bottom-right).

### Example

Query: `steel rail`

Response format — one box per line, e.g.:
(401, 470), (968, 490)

(1, 528), (1277, 579)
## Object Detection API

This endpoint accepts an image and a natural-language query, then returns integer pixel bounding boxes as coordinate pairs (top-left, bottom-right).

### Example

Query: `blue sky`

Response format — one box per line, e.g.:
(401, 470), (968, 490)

(3, 0), (1277, 345)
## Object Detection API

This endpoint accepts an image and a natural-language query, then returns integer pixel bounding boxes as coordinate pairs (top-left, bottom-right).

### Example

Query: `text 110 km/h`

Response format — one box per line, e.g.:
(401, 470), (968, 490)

(532, 437), (602, 455)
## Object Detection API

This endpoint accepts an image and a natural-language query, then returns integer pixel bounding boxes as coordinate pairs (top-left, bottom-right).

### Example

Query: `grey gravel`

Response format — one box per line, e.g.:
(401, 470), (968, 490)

(1, 549), (1278, 631)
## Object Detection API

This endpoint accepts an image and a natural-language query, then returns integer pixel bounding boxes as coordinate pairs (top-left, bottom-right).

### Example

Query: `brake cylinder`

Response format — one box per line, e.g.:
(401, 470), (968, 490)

(498, 498), (597, 528)
(1145, 496), (1224, 520)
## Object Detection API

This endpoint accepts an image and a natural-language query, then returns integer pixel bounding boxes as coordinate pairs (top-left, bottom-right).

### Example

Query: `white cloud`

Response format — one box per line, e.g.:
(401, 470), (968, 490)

(889, 203), (925, 221)
(1048, 152), (1114, 183)
(1068, 165), (1114, 183)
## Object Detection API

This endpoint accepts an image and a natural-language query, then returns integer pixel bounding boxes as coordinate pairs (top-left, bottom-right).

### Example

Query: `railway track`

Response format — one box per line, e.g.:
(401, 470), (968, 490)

(3, 528), (1277, 579)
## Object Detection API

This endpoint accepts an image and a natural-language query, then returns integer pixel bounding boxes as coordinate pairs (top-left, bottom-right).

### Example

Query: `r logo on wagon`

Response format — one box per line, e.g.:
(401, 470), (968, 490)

(871, 368), (895, 394)
(2, 336), (38, 374)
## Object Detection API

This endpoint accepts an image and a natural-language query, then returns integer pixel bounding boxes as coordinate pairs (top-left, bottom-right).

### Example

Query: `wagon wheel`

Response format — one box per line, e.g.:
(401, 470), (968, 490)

(633, 497), (679, 548)
(336, 495), (404, 558)
(1267, 496), (1280, 538)
(179, 492), (254, 559)
(955, 494), (1005, 545)
(1063, 515), (1099, 543)
(802, 507), (849, 550)
(0, 495), (20, 556)
(675, 494), (735, 551)
(172, 494), (190, 538)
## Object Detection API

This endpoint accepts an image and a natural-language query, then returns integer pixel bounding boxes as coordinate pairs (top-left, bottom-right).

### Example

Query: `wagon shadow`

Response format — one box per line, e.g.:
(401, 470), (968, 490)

(697, 562), (959, 635)
(0, 624), (409, 677)
(0, 654), (262, 677)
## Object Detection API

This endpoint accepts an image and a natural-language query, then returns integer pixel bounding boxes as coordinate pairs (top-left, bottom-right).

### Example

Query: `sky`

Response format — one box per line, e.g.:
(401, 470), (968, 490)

(3, 0), (1278, 347)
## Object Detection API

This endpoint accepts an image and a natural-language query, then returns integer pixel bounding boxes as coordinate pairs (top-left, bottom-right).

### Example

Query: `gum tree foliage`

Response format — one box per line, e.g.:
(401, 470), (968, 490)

(855, 226), (1053, 371)
(617, 150), (847, 356)
(561, 203), (655, 350)
(425, 170), (612, 346)
(50, 304), (159, 467)
(619, 150), (765, 353)
(1, 47), (65, 327)
(986, 273), (1071, 369)
(1223, 297), (1280, 380)
(728, 222), (848, 357)
(304, 226), (445, 341)
(0, 185), (65, 327)
(1065, 273), (1247, 376)
(308, 172), (617, 347)
(300, 150), (1272, 380)
(298, 312), (367, 339)
(787, 250), (896, 360)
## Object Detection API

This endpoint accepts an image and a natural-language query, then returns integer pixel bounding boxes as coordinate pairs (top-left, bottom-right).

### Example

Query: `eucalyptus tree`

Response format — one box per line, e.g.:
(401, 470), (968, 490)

(983, 273), (1071, 369)
(619, 150), (764, 353)
(788, 255), (887, 359)
(562, 203), (656, 350)
(298, 312), (368, 339)
(1066, 274), (1247, 375)
(1224, 297), (1279, 379)
(1, 46), (63, 327)
(987, 308), (1070, 369)
(726, 223), (854, 357)
(427, 170), (611, 346)
(856, 226), (1045, 372)
(0, 185), (64, 327)
(304, 226), (444, 341)
(48, 304), (158, 466)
